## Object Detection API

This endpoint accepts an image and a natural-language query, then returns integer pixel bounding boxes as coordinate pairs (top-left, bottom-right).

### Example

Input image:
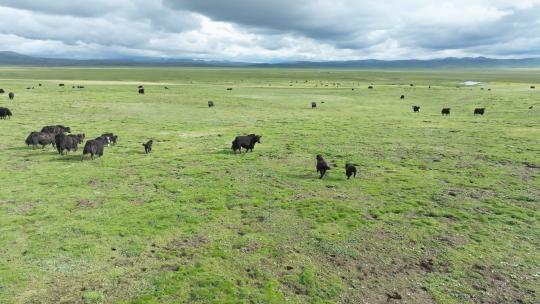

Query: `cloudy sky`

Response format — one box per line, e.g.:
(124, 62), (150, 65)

(0, 0), (539, 62)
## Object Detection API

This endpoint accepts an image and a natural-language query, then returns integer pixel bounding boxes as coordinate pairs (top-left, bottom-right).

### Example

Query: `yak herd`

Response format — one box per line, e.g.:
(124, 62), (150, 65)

(24, 125), (120, 161)
(0, 82), (536, 178)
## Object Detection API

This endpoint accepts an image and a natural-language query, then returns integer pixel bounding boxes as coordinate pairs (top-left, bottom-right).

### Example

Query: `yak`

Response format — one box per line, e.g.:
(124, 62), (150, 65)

(316, 155), (331, 179)
(232, 134), (261, 153)
(474, 108), (485, 115)
(345, 163), (357, 179)
(441, 108), (451, 116)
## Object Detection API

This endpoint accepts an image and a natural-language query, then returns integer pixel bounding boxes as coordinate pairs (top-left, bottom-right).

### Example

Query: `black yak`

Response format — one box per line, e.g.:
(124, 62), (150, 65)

(345, 163), (357, 179)
(441, 108), (451, 116)
(368, 86), (373, 89)
(316, 155), (331, 179)
(143, 140), (153, 154)
(138, 88), (145, 94)
(101, 133), (118, 145)
(82, 137), (107, 160)
(412, 106), (420, 113)
(400, 95), (405, 99)
(56, 133), (85, 155)
(232, 134), (261, 153)
(41, 125), (71, 134)
(25, 132), (56, 149)
(0, 107), (12, 119)
(312, 102), (317, 108)
(208, 101), (214, 108)
(474, 108), (485, 115)
(8, 92), (14, 100)
(0, 89), (4, 94)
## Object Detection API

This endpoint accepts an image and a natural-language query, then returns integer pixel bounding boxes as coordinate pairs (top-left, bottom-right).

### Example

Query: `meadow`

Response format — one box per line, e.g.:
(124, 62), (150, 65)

(0, 67), (538, 303)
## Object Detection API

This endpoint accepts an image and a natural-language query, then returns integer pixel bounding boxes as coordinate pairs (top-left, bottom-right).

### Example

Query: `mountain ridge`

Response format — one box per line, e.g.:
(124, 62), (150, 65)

(1, 51), (540, 68)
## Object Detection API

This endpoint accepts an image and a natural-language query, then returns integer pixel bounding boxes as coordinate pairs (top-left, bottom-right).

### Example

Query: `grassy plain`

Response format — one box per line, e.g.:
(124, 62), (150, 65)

(0, 67), (539, 303)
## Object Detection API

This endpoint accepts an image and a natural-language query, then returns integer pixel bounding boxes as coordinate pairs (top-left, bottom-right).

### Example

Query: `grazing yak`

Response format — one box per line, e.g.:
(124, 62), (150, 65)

(41, 125), (71, 134)
(143, 140), (153, 154)
(227, 88), (233, 91)
(345, 163), (357, 179)
(0, 107), (12, 119)
(8, 92), (14, 100)
(412, 106), (420, 113)
(316, 155), (331, 179)
(368, 86), (373, 89)
(56, 133), (85, 155)
(59, 84), (65, 87)
(474, 108), (485, 115)
(208, 101), (214, 108)
(401, 95), (405, 99)
(0, 89), (4, 94)
(441, 108), (451, 116)
(82, 137), (107, 160)
(531, 86), (536, 89)
(25, 132), (56, 149)
(312, 102), (317, 108)
(232, 134), (262, 153)
(138, 88), (145, 94)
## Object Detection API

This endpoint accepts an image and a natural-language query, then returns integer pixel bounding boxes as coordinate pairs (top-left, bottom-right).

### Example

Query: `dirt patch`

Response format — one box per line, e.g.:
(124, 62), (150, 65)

(160, 265), (180, 272)
(75, 199), (102, 208)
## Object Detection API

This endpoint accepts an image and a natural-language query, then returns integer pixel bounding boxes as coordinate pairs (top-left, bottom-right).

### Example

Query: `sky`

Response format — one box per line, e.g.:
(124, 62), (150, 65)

(0, 0), (539, 62)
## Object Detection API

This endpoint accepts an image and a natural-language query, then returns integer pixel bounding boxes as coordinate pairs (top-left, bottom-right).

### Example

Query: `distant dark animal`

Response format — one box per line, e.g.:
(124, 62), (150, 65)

(138, 85), (144, 89)
(312, 102), (317, 108)
(368, 86), (373, 89)
(529, 106), (533, 110)
(164, 86), (169, 89)
(0, 107), (12, 119)
(531, 86), (535, 89)
(41, 125), (71, 134)
(410, 84), (414, 87)
(208, 101), (214, 108)
(351, 88), (355, 91)
(345, 163), (357, 179)
(0, 89), (4, 94)
(38, 84), (42, 87)
(227, 88), (233, 91)
(59, 84), (65, 87)
(72, 86), (75, 89)
(82, 137), (107, 160)
(138, 88), (145, 94)
(78, 86), (85, 89)
(429, 85), (431, 89)
(26, 87), (31, 90)
(481, 88), (484, 90)
(400, 95), (405, 99)
(474, 108), (485, 115)
(412, 106), (420, 113)
(316, 155), (331, 179)
(56, 133), (85, 155)
(488, 88), (491, 91)
(9, 92), (14, 100)
(101, 133), (118, 145)
(232, 134), (261, 153)
(143, 140), (153, 154)
(441, 108), (451, 116)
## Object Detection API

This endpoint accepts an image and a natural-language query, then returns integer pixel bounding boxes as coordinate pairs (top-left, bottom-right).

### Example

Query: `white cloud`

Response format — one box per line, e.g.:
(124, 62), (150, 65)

(0, 0), (539, 61)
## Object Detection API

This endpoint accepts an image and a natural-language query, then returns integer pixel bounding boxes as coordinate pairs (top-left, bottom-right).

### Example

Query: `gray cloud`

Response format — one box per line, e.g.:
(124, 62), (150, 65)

(0, 0), (539, 61)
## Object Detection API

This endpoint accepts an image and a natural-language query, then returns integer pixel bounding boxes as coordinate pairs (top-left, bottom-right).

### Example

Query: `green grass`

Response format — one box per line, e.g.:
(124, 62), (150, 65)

(0, 67), (539, 303)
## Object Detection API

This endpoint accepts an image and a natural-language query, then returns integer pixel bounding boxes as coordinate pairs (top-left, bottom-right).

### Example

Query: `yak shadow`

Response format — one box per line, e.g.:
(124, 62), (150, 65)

(50, 154), (85, 162)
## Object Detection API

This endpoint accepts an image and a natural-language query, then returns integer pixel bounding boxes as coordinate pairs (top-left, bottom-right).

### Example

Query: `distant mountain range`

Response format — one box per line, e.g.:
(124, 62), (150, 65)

(1, 51), (540, 69)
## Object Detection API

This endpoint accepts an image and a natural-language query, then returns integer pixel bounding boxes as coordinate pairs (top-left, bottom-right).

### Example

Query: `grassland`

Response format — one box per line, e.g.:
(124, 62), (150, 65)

(0, 67), (538, 303)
